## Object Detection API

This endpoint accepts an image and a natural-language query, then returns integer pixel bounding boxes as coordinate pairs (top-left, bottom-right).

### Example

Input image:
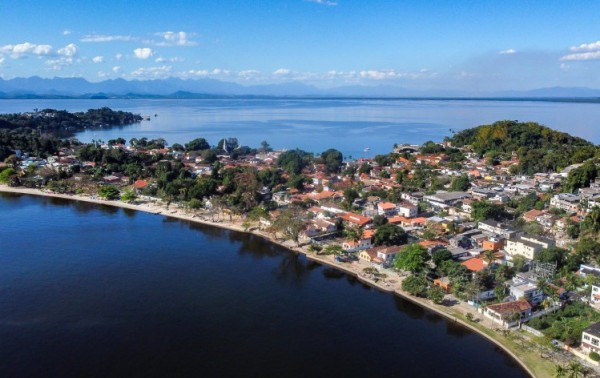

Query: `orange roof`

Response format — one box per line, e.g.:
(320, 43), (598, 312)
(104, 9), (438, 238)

(363, 229), (376, 239)
(340, 212), (372, 227)
(485, 300), (532, 315)
(407, 217), (427, 224)
(523, 209), (544, 220)
(132, 179), (149, 189)
(388, 216), (407, 224)
(461, 257), (487, 272)
(419, 240), (443, 248)
(378, 202), (397, 210)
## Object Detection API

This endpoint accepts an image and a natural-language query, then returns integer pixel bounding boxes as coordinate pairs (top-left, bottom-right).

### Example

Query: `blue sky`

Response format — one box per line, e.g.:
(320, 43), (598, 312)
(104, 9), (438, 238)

(1, 0), (599, 91)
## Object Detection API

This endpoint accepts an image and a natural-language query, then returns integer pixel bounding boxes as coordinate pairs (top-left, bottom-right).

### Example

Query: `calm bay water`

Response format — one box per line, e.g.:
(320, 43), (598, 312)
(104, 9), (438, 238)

(0, 98), (599, 157)
(0, 194), (527, 377)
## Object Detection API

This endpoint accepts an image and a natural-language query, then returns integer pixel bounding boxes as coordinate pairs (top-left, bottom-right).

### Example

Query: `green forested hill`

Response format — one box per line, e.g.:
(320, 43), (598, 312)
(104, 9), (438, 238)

(449, 120), (597, 174)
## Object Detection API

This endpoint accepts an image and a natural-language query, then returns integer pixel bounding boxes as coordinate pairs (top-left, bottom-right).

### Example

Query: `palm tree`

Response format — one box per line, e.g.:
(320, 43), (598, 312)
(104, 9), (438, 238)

(483, 249), (496, 267)
(566, 361), (588, 377)
(554, 364), (566, 377)
(343, 225), (363, 243)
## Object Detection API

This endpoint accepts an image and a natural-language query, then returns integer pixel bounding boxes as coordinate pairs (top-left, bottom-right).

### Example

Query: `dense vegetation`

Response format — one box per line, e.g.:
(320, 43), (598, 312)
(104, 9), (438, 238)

(0, 108), (142, 160)
(449, 121), (597, 174)
(0, 107), (142, 132)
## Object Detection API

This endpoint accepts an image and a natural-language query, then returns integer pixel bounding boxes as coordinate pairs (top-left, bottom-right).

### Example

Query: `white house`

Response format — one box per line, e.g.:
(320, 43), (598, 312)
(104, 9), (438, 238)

(397, 202), (418, 218)
(483, 300), (532, 328)
(582, 322), (600, 355)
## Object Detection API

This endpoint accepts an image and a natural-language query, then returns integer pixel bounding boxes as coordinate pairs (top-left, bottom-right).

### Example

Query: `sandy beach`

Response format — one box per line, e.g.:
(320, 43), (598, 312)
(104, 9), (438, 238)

(0, 184), (538, 377)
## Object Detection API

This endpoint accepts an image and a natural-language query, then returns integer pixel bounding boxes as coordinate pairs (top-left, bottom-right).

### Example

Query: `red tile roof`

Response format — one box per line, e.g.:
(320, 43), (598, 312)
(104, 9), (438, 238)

(132, 179), (149, 189)
(461, 257), (487, 272)
(485, 300), (532, 315)
(340, 212), (372, 227)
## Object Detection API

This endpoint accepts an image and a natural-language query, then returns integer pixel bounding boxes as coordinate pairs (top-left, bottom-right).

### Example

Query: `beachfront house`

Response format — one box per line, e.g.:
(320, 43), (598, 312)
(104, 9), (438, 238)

(582, 322), (600, 355)
(483, 300), (532, 328)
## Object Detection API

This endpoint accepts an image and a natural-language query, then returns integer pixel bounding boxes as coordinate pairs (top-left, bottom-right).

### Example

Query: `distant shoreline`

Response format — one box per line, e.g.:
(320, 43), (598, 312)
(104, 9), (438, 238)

(0, 95), (599, 104)
(0, 184), (537, 377)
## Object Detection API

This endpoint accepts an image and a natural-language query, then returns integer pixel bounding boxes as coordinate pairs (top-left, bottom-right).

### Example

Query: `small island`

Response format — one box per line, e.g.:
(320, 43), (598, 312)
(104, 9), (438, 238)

(3, 112), (600, 377)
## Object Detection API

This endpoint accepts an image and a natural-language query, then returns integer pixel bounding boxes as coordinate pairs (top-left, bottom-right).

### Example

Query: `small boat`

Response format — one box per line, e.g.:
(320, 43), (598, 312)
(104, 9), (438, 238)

(143, 116), (151, 121)
(363, 147), (370, 152)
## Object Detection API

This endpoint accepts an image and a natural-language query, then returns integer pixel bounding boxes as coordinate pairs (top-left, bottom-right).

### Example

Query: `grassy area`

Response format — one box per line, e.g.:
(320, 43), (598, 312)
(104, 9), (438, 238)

(453, 312), (557, 378)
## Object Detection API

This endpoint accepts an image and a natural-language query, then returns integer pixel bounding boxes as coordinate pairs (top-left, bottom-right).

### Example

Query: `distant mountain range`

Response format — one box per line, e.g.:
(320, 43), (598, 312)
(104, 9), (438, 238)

(0, 76), (599, 99)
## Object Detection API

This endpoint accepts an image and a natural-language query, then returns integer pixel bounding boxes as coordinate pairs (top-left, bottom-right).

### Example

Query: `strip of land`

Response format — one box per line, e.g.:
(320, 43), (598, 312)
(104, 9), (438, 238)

(0, 184), (549, 377)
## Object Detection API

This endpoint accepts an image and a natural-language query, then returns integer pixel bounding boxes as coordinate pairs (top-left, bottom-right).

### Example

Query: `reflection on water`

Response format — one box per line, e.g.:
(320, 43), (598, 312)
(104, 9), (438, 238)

(393, 294), (426, 320)
(0, 194), (528, 377)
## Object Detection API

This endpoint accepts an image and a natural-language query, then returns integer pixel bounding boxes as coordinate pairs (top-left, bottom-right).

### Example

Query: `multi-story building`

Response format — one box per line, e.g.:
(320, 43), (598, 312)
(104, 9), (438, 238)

(505, 235), (555, 260)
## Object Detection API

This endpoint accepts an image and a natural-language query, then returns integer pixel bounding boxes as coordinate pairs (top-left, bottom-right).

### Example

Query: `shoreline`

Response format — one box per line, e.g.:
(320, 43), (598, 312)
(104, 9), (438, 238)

(0, 185), (537, 377)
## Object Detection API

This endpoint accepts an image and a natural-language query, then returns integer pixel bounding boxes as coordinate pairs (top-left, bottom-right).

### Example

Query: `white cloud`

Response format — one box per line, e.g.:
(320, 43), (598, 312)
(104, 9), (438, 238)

(57, 43), (77, 57)
(133, 47), (154, 59)
(155, 56), (184, 63)
(149, 31), (198, 47)
(1, 42), (53, 58)
(130, 65), (173, 79)
(92, 56), (104, 63)
(112, 66), (121, 73)
(62, 29), (72, 36)
(570, 40), (600, 52)
(238, 70), (261, 80)
(182, 68), (230, 78)
(45, 57), (74, 70)
(273, 68), (291, 76)
(305, 0), (338, 6)
(0, 56), (5, 64)
(115, 53), (123, 60)
(560, 51), (600, 61)
(80, 34), (134, 43)
(499, 49), (516, 55)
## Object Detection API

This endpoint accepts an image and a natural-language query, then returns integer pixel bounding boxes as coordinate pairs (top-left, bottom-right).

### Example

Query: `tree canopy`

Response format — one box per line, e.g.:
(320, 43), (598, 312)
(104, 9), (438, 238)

(373, 223), (408, 246)
(449, 121), (597, 174)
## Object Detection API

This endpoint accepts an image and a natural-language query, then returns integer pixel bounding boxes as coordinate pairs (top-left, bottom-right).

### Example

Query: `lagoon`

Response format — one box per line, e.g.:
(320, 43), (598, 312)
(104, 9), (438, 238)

(0, 193), (527, 377)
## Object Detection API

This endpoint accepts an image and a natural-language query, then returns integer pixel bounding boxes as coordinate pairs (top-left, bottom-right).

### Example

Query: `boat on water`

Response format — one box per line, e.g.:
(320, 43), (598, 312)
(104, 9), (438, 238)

(363, 147), (370, 152)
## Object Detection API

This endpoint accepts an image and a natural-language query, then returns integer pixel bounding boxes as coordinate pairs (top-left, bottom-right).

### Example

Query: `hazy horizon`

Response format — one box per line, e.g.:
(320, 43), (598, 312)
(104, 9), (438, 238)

(1, 1), (600, 92)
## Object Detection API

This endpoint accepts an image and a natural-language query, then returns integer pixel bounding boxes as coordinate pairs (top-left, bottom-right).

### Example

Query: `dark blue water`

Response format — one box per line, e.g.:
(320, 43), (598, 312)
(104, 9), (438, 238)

(0, 98), (598, 157)
(0, 194), (527, 377)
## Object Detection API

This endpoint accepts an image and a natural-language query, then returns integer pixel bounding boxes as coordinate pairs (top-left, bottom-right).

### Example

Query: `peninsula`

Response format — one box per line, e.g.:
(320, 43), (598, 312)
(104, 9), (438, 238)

(3, 110), (600, 377)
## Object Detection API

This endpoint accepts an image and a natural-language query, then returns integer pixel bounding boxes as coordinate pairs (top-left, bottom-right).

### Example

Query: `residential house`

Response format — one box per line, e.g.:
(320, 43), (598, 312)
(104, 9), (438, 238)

(401, 191), (424, 206)
(522, 209), (544, 222)
(483, 300), (533, 328)
(461, 257), (487, 273)
(340, 212), (372, 228)
(423, 191), (471, 210)
(550, 193), (580, 213)
(581, 322), (600, 355)
(508, 274), (544, 305)
(478, 220), (517, 239)
(342, 236), (373, 253)
(397, 202), (418, 218)
(359, 245), (402, 267)
(591, 285), (600, 310)
(377, 201), (397, 216)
